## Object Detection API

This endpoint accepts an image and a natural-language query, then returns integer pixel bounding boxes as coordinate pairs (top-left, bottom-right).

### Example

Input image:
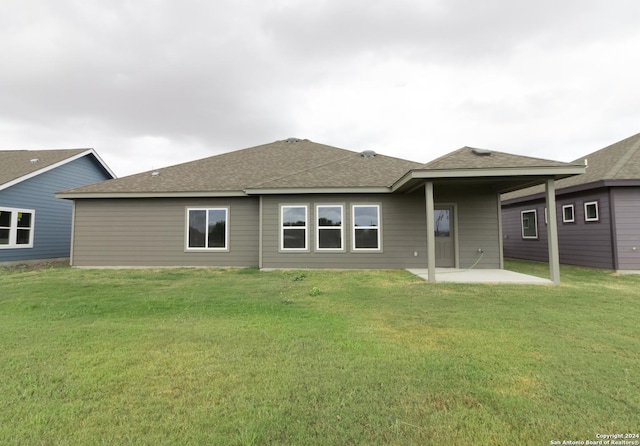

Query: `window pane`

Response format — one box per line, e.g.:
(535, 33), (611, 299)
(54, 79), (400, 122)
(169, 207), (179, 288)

(207, 209), (226, 248)
(318, 206), (342, 226)
(585, 203), (598, 220)
(319, 229), (341, 249)
(16, 229), (31, 245)
(355, 229), (378, 249)
(0, 211), (11, 228)
(522, 211), (537, 237)
(283, 207), (306, 226)
(434, 210), (450, 237)
(283, 228), (305, 249)
(563, 206), (574, 222)
(17, 212), (32, 228)
(354, 206), (378, 227)
(0, 229), (9, 245)
(188, 210), (206, 248)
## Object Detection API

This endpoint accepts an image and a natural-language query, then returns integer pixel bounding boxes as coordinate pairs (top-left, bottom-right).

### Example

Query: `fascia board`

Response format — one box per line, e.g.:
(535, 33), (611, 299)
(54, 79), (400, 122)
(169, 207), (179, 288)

(55, 190), (248, 199)
(392, 166), (586, 192)
(243, 187), (391, 195)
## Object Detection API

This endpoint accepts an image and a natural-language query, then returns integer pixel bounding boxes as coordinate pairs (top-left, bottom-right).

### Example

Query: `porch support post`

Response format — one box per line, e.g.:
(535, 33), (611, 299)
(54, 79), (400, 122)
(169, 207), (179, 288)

(545, 178), (561, 284)
(425, 182), (436, 283)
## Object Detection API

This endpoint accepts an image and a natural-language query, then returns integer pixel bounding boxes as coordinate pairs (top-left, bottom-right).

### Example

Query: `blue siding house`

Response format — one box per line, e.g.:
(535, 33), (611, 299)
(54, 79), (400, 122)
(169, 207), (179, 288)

(0, 149), (115, 264)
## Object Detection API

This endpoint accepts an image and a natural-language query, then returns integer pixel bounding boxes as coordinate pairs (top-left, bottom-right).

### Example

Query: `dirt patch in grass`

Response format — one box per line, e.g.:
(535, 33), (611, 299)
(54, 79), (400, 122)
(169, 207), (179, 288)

(0, 259), (70, 273)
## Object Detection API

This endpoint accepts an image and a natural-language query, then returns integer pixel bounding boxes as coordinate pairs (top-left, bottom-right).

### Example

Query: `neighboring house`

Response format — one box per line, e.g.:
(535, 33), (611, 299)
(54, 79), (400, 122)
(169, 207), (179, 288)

(502, 132), (640, 272)
(0, 149), (115, 264)
(57, 138), (583, 282)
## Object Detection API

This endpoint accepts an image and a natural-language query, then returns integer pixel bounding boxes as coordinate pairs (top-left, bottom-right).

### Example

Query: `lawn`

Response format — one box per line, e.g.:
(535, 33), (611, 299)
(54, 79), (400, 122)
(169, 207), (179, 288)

(1, 260), (639, 445)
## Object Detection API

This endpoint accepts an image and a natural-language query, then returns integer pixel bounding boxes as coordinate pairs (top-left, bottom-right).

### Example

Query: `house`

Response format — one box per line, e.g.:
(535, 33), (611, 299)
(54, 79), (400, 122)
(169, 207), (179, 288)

(0, 149), (115, 264)
(501, 132), (640, 272)
(56, 138), (584, 282)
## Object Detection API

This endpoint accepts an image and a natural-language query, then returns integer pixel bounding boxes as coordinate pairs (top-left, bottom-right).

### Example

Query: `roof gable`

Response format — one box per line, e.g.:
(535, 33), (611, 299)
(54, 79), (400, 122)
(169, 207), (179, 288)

(0, 148), (115, 191)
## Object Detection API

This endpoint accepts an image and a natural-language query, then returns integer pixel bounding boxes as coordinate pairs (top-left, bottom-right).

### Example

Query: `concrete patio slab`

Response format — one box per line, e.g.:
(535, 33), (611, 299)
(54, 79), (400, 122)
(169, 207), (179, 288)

(407, 268), (552, 284)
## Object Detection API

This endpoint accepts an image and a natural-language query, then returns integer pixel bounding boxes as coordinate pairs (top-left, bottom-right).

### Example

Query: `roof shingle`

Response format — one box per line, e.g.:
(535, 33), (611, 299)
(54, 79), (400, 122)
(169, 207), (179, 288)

(0, 149), (89, 187)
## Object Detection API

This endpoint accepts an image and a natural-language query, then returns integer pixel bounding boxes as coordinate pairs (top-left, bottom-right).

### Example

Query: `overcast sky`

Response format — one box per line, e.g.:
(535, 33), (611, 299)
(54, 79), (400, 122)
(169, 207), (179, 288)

(2, 0), (640, 177)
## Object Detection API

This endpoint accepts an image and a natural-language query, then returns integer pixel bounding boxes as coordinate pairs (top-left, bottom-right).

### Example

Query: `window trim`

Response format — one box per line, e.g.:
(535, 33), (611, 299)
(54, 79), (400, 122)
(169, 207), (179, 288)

(0, 207), (35, 249)
(352, 204), (382, 251)
(315, 204), (344, 252)
(185, 207), (229, 251)
(280, 204), (309, 251)
(521, 209), (538, 239)
(584, 201), (599, 222)
(562, 204), (575, 223)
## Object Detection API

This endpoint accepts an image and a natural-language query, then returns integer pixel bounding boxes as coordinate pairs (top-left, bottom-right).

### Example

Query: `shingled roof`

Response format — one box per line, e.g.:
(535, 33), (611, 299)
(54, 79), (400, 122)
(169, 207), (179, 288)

(502, 132), (640, 201)
(0, 149), (92, 189)
(422, 146), (571, 170)
(59, 139), (423, 196)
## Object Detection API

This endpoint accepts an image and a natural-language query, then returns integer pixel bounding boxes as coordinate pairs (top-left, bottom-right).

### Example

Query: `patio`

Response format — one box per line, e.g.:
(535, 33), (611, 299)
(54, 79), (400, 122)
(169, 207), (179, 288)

(407, 268), (552, 284)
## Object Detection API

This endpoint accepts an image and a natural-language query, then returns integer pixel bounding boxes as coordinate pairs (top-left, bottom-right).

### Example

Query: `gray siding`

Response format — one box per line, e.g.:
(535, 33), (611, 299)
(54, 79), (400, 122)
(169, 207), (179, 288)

(611, 187), (640, 270)
(0, 155), (112, 262)
(502, 189), (615, 269)
(261, 187), (501, 269)
(71, 197), (260, 267)
(435, 185), (502, 269)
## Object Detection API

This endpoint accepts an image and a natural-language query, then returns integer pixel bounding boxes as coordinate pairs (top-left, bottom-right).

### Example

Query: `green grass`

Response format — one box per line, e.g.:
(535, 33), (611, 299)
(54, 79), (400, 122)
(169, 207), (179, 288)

(1, 261), (639, 445)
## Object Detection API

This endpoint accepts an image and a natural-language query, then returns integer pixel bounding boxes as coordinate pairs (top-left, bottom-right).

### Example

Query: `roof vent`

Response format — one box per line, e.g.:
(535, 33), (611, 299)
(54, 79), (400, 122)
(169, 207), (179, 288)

(285, 137), (301, 143)
(151, 171), (160, 177)
(472, 148), (492, 156)
(30, 158), (39, 164)
(360, 150), (377, 158)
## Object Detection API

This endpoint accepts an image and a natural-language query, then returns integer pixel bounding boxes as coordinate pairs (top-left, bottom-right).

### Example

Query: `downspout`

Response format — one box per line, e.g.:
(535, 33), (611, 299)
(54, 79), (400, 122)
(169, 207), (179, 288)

(259, 195), (263, 269)
(69, 200), (76, 267)
(609, 188), (619, 271)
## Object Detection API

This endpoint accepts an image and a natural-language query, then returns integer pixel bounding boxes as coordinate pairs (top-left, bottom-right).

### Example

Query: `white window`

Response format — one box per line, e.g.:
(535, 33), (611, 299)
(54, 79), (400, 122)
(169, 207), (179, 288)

(584, 201), (599, 222)
(562, 204), (575, 223)
(281, 205), (308, 250)
(0, 207), (35, 249)
(521, 210), (538, 239)
(316, 205), (343, 250)
(352, 205), (381, 250)
(186, 208), (228, 250)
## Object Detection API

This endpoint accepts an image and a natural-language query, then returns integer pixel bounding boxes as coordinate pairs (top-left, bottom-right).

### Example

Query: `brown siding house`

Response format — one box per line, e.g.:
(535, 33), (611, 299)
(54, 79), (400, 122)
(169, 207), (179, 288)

(58, 138), (584, 282)
(502, 132), (640, 272)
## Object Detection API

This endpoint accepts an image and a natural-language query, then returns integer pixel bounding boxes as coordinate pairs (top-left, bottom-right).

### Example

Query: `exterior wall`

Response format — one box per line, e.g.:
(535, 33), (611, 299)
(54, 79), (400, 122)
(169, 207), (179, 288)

(611, 187), (640, 270)
(502, 187), (615, 269)
(261, 193), (427, 269)
(435, 185), (502, 269)
(0, 155), (112, 263)
(70, 187), (504, 269)
(261, 186), (501, 269)
(71, 197), (260, 267)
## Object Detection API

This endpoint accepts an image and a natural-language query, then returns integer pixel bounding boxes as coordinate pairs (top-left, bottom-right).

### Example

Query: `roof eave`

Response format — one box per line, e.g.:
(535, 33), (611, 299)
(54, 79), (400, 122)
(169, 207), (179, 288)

(244, 186), (391, 195)
(55, 190), (248, 199)
(392, 165), (586, 192)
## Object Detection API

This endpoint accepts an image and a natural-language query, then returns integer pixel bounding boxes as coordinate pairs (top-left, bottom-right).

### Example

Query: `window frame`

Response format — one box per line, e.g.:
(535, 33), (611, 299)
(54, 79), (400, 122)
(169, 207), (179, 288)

(280, 204), (309, 251)
(315, 204), (344, 252)
(521, 209), (538, 239)
(562, 204), (575, 223)
(584, 201), (599, 222)
(352, 204), (382, 251)
(185, 207), (229, 251)
(0, 207), (35, 249)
